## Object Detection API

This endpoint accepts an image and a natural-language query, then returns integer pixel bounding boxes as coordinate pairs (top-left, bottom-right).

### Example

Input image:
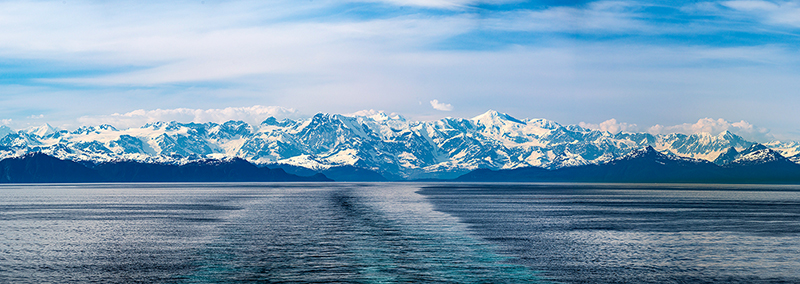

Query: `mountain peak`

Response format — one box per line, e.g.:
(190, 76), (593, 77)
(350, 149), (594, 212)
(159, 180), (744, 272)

(141, 121), (170, 130)
(612, 146), (713, 169)
(713, 147), (740, 165)
(619, 146), (658, 160)
(72, 124), (118, 135)
(721, 143), (790, 167)
(742, 143), (768, 154)
(0, 125), (13, 139)
(98, 124), (118, 131)
(621, 146), (692, 162)
(261, 116), (296, 127)
(24, 123), (59, 137)
(472, 110), (526, 125)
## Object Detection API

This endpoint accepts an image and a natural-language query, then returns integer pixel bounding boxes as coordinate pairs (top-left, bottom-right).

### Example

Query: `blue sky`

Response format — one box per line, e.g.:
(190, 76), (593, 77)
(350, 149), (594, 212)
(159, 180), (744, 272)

(1, 0), (799, 141)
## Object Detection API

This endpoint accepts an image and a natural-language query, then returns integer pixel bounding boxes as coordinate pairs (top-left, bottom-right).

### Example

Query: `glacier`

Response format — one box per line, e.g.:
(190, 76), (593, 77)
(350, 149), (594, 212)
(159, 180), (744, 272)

(1, 110), (799, 180)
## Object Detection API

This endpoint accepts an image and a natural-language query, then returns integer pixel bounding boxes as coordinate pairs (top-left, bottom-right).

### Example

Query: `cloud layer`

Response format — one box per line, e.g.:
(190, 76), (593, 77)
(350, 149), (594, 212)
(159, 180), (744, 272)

(77, 106), (297, 129)
(581, 117), (773, 142)
(648, 118), (771, 142)
(579, 119), (639, 134)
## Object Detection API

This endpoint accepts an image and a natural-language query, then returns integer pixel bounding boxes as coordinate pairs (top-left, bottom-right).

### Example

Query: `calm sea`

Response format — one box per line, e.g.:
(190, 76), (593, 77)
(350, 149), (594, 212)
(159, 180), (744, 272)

(1, 183), (799, 283)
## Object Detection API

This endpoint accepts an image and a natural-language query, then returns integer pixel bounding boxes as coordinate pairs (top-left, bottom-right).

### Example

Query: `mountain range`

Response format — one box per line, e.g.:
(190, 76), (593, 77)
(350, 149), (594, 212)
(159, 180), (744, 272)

(1, 110), (799, 181)
(458, 145), (800, 183)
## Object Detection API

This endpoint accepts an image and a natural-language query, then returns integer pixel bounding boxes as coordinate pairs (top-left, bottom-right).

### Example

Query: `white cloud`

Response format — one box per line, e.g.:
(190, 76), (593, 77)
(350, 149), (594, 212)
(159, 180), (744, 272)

(722, 0), (800, 27)
(350, 0), (518, 9)
(581, 117), (774, 142)
(77, 105), (298, 129)
(648, 118), (772, 142)
(430, 99), (453, 111)
(482, 2), (653, 34)
(0, 1), (473, 86)
(347, 109), (384, 117)
(722, 0), (780, 11)
(352, 0), (471, 9)
(1, 119), (11, 125)
(579, 119), (639, 134)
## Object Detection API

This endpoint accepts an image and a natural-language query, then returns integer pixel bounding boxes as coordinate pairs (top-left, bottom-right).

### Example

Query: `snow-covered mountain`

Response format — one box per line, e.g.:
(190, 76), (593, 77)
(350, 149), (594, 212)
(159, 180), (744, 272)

(1, 110), (798, 180)
(23, 123), (60, 137)
(713, 144), (793, 167)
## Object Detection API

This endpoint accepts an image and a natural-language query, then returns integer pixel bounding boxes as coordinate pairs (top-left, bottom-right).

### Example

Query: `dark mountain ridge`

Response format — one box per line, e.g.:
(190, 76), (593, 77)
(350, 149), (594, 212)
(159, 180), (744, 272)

(0, 153), (331, 183)
(4, 143), (800, 183)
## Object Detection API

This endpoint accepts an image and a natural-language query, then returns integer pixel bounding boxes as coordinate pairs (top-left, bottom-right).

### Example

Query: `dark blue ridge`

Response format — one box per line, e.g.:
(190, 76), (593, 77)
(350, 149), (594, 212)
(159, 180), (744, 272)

(457, 146), (800, 184)
(5, 148), (800, 183)
(0, 152), (99, 183)
(0, 153), (331, 183)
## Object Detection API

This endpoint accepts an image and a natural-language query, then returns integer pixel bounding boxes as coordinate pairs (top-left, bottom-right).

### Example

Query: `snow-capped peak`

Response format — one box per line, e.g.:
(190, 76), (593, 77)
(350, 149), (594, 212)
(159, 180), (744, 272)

(346, 109), (404, 122)
(728, 144), (785, 165)
(72, 124), (118, 135)
(0, 125), (13, 139)
(98, 124), (118, 131)
(1, 110), (799, 180)
(24, 123), (59, 137)
(552, 150), (589, 168)
(741, 143), (768, 154)
(621, 146), (660, 159)
(141, 121), (170, 130)
(472, 110), (526, 126)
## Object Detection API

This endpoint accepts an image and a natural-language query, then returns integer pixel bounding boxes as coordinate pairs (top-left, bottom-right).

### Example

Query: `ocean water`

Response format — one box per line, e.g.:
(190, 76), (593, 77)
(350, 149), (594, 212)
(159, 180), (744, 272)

(1, 183), (799, 283)
(0, 183), (540, 283)
(420, 183), (800, 283)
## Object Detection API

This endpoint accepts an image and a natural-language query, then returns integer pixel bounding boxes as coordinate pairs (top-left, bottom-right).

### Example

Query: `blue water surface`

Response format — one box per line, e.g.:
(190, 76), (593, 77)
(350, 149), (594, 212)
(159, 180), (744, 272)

(419, 183), (800, 283)
(2, 182), (799, 283)
(0, 183), (543, 283)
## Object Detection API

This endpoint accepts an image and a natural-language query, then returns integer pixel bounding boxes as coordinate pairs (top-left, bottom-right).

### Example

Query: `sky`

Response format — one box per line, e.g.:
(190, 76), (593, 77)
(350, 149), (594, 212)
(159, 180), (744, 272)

(1, 0), (799, 142)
